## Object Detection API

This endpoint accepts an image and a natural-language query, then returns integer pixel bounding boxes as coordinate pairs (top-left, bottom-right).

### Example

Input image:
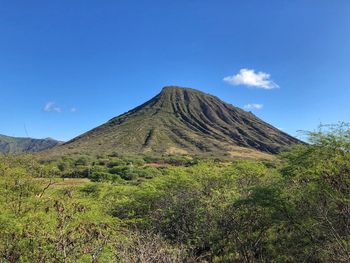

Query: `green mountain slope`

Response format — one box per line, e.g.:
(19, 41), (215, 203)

(47, 86), (302, 157)
(0, 134), (61, 154)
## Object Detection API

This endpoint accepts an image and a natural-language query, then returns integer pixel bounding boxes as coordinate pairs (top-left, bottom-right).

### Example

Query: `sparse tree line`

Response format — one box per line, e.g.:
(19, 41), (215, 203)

(0, 124), (349, 262)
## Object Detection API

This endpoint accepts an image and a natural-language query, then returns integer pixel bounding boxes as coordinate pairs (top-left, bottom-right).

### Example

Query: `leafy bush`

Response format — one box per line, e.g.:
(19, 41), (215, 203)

(90, 171), (120, 182)
(80, 183), (101, 197)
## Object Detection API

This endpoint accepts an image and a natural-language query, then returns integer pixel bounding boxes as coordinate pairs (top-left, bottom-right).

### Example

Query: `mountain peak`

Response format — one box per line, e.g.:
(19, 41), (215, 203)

(161, 86), (207, 95)
(161, 85), (200, 92)
(161, 85), (183, 91)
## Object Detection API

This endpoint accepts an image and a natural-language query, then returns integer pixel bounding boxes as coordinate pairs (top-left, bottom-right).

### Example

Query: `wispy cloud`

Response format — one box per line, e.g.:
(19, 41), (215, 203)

(43, 102), (78, 113)
(223, 68), (279, 89)
(43, 102), (62, 113)
(244, 103), (264, 110)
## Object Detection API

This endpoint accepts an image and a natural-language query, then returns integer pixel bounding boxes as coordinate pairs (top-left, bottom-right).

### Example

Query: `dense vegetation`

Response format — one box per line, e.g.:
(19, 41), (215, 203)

(0, 124), (349, 262)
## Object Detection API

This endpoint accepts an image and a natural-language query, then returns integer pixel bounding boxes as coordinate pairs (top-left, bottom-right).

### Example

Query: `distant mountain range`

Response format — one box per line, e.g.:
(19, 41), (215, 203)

(0, 134), (61, 154)
(45, 86), (302, 158)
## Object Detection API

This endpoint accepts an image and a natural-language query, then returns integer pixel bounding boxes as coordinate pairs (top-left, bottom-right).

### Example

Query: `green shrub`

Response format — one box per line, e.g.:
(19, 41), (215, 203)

(80, 184), (101, 197)
(107, 159), (126, 168)
(90, 171), (120, 182)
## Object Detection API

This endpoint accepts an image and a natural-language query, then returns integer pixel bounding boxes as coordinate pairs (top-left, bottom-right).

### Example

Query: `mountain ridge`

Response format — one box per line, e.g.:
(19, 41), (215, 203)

(0, 134), (62, 154)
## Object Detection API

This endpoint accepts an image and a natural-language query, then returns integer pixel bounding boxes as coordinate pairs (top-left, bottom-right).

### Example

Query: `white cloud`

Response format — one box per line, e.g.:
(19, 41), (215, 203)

(223, 68), (279, 89)
(244, 103), (264, 110)
(70, 107), (77, 112)
(43, 102), (62, 113)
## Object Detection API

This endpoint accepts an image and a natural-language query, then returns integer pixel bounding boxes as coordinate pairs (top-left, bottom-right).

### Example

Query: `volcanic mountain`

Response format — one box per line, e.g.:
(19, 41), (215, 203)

(48, 86), (301, 157)
(0, 134), (61, 154)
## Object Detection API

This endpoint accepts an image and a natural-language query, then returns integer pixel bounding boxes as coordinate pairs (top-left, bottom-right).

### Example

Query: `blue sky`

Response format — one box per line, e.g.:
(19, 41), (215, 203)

(1, 0), (350, 141)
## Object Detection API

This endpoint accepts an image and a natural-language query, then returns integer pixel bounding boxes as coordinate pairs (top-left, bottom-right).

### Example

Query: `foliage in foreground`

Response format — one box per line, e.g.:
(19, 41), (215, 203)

(0, 124), (349, 262)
